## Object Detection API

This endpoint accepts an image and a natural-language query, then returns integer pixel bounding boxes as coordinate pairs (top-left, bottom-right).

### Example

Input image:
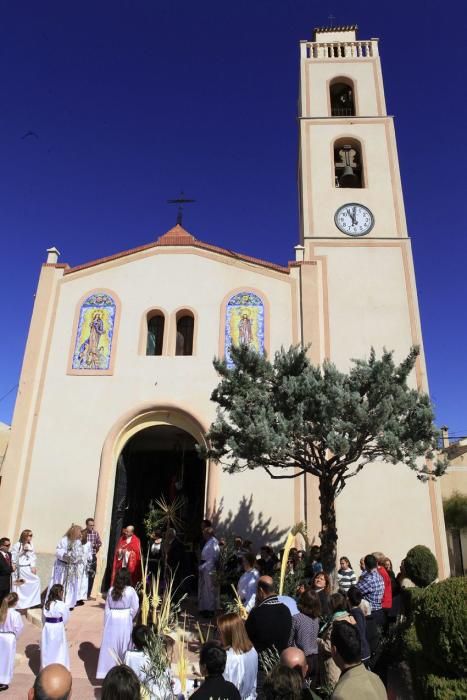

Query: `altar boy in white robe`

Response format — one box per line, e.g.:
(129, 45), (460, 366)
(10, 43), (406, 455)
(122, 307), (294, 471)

(76, 529), (93, 605)
(49, 524), (83, 610)
(198, 526), (220, 618)
(96, 568), (139, 680)
(0, 592), (24, 692)
(41, 584), (70, 670)
(11, 529), (41, 610)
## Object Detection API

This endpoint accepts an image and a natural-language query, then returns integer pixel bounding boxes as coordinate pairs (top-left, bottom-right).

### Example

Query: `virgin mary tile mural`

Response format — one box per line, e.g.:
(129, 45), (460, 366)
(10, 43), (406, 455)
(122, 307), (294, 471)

(72, 292), (116, 371)
(225, 291), (265, 368)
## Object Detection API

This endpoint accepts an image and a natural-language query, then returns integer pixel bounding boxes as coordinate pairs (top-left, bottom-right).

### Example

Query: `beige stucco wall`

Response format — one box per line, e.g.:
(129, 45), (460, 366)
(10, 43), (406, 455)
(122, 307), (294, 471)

(441, 466), (467, 500)
(300, 241), (446, 572)
(1, 248), (298, 554)
(301, 59), (384, 117)
(0, 422), (10, 472)
(300, 119), (407, 239)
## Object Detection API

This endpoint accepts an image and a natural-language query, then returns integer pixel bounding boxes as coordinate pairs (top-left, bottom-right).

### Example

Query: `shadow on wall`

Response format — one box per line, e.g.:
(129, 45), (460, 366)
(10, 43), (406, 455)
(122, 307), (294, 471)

(211, 495), (289, 549)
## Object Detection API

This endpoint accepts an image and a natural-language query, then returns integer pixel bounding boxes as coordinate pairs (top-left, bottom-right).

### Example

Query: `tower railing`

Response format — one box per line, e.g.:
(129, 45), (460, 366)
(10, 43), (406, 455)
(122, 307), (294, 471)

(301, 39), (379, 59)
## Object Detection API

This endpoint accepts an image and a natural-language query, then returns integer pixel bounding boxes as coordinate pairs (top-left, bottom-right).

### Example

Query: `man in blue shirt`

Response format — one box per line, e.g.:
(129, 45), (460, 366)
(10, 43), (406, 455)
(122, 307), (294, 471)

(356, 554), (385, 626)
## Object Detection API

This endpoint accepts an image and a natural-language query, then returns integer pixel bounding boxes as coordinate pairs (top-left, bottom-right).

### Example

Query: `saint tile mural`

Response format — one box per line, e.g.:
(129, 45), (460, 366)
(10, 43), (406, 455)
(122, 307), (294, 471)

(225, 291), (265, 368)
(72, 292), (117, 371)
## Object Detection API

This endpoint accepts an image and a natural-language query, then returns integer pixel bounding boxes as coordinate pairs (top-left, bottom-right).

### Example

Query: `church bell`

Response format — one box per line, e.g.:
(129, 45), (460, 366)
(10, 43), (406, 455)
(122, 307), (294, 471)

(338, 144), (360, 188)
(339, 165), (360, 188)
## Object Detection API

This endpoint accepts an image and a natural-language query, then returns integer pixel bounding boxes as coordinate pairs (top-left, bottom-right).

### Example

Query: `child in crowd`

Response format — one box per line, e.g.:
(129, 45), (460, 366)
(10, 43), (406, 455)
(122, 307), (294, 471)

(41, 583), (70, 670)
(337, 557), (357, 594)
(0, 592), (24, 692)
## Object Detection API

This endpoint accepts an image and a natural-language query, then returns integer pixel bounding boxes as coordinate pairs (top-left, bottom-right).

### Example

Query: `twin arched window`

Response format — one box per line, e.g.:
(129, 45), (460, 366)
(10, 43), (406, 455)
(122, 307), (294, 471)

(145, 310), (194, 356)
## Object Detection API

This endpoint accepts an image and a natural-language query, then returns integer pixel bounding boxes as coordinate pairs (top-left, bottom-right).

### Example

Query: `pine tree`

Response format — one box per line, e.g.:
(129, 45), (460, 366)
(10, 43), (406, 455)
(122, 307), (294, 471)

(205, 344), (445, 574)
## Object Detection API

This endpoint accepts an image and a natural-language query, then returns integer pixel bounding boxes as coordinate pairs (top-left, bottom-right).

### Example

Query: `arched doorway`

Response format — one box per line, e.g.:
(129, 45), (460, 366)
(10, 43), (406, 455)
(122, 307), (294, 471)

(102, 424), (207, 590)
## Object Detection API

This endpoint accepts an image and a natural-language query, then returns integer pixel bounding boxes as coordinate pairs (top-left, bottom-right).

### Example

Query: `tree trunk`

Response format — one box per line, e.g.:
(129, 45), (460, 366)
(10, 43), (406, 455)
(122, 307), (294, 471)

(319, 475), (338, 578)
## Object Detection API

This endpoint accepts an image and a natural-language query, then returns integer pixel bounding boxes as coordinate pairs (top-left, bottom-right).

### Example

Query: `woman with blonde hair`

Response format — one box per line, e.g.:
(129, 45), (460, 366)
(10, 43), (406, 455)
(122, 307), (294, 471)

(0, 592), (23, 691)
(217, 612), (258, 700)
(11, 529), (41, 610)
(48, 524), (83, 610)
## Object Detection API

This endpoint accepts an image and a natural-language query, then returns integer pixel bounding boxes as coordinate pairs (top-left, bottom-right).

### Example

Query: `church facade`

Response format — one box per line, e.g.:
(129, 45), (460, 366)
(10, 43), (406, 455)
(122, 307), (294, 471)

(0, 26), (449, 577)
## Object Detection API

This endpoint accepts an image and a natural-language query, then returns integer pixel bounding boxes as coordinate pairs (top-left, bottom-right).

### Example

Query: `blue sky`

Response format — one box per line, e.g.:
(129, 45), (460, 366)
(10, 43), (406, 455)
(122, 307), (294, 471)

(0, 1), (465, 438)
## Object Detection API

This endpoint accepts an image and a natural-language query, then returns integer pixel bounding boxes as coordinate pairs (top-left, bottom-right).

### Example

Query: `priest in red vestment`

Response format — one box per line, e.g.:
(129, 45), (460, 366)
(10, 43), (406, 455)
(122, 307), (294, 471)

(111, 525), (142, 586)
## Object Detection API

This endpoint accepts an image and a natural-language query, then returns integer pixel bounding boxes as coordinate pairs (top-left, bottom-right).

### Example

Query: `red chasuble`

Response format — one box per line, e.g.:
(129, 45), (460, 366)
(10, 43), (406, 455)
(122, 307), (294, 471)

(111, 534), (142, 586)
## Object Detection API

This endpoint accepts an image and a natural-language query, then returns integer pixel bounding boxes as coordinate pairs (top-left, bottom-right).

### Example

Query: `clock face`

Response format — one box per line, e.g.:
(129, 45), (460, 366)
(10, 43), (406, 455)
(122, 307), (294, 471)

(335, 203), (374, 236)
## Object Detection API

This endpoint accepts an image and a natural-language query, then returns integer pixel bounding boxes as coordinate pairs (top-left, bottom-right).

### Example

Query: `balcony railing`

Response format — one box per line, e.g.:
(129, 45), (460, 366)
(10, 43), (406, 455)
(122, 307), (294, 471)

(301, 39), (379, 60)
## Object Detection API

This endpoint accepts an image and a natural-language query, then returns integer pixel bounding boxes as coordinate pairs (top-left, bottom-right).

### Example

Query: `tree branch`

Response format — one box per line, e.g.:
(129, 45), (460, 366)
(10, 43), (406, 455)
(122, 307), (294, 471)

(264, 467), (306, 480)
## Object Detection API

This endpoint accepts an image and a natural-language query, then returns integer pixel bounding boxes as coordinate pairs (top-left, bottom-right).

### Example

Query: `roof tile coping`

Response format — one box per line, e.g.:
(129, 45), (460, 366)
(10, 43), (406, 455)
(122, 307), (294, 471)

(63, 224), (291, 275)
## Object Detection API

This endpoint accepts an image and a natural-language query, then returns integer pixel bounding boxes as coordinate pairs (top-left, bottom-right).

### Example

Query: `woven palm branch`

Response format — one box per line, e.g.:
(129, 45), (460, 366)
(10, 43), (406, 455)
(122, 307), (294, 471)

(154, 495), (186, 531)
(279, 531), (295, 596)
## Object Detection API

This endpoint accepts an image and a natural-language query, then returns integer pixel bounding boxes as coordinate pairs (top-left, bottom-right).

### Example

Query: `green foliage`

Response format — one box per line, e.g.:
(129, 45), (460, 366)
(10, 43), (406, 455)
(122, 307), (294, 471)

(206, 344), (443, 571)
(207, 344), (442, 484)
(404, 545), (438, 588)
(273, 558), (307, 598)
(399, 578), (467, 698)
(422, 675), (467, 699)
(443, 491), (467, 530)
(414, 577), (467, 677)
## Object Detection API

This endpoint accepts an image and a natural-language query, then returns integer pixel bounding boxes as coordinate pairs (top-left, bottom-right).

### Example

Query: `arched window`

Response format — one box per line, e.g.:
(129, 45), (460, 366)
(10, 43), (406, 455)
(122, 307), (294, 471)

(146, 312), (165, 356)
(330, 79), (355, 117)
(71, 292), (117, 371)
(176, 312), (194, 356)
(334, 138), (364, 189)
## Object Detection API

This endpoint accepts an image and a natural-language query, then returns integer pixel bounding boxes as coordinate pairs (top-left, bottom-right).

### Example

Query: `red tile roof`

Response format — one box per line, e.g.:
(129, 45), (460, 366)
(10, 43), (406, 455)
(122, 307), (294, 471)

(64, 224), (291, 275)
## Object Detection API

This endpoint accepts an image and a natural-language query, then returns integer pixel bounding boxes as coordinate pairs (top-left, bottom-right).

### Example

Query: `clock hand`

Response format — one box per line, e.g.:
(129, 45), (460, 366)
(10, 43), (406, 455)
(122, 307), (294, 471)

(346, 208), (355, 224)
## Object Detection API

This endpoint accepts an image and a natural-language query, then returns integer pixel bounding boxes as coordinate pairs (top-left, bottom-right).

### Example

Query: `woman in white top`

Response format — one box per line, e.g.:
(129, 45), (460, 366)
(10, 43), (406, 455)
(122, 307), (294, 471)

(218, 612), (258, 700)
(10, 529), (42, 610)
(0, 592), (24, 691)
(49, 524), (83, 610)
(41, 584), (70, 670)
(96, 568), (139, 680)
(237, 553), (259, 613)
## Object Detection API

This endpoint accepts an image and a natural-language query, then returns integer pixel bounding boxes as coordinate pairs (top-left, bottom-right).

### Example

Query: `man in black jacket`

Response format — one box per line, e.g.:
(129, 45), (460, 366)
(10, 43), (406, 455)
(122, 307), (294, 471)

(191, 642), (241, 700)
(245, 576), (292, 699)
(0, 537), (14, 604)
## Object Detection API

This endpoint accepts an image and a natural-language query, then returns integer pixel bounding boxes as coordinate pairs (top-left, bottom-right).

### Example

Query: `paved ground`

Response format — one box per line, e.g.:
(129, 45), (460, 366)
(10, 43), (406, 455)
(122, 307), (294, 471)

(5, 596), (209, 699)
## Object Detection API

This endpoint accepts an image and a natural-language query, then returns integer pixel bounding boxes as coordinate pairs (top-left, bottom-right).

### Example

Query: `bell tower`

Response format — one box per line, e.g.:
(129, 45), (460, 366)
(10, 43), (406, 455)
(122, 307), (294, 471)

(296, 26), (449, 577)
(298, 25), (407, 244)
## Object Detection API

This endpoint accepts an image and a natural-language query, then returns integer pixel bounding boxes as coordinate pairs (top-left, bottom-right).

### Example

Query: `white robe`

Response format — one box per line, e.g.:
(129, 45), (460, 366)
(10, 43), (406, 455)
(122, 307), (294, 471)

(237, 569), (259, 612)
(124, 650), (182, 699)
(96, 585), (139, 679)
(77, 541), (92, 602)
(0, 608), (24, 684)
(198, 536), (220, 612)
(10, 542), (42, 609)
(41, 600), (70, 670)
(49, 537), (83, 609)
(224, 647), (258, 700)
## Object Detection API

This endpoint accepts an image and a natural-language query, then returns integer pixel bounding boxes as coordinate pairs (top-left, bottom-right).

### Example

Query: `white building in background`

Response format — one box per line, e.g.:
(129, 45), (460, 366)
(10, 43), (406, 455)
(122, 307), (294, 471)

(0, 25), (448, 583)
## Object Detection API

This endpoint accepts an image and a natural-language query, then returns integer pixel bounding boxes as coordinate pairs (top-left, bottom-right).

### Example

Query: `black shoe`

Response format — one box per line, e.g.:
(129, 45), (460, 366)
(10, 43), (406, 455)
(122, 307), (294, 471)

(0, 685), (9, 692)
(76, 600), (85, 606)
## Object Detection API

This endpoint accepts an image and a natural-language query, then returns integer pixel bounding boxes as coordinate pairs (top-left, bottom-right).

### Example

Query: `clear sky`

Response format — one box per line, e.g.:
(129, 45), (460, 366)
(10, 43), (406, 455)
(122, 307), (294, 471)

(0, 1), (465, 438)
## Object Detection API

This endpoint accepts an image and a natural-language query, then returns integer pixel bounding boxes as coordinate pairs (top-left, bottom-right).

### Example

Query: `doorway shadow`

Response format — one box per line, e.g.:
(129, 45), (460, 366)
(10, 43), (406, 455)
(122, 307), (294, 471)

(25, 643), (41, 674)
(78, 641), (101, 685)
(211, 495), (289, 549)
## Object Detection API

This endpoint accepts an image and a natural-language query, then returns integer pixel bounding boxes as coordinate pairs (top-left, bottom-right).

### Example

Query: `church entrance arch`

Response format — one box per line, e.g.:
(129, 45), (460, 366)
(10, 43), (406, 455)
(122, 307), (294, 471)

(95, 405), (216, 590)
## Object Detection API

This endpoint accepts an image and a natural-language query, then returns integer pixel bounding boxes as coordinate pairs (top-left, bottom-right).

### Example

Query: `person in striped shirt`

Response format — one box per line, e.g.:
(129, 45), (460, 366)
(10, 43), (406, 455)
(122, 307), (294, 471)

(337, 557), (357, 594)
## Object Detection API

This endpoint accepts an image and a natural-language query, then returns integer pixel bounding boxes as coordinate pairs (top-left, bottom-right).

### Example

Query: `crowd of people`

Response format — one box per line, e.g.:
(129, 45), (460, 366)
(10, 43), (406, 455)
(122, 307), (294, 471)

(0, 516), (412, 698)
